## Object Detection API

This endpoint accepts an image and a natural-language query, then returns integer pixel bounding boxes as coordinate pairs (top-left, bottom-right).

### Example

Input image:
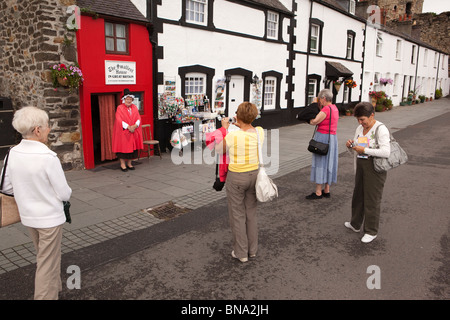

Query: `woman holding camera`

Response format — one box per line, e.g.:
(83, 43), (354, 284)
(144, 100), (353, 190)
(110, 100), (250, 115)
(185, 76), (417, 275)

(216, 102), (263, 263)
(345, 102), (390, 243)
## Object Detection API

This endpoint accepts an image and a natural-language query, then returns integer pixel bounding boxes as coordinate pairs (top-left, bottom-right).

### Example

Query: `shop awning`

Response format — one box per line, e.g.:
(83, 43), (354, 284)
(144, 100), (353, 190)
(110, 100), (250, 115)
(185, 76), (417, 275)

(325, 61), (353, 78)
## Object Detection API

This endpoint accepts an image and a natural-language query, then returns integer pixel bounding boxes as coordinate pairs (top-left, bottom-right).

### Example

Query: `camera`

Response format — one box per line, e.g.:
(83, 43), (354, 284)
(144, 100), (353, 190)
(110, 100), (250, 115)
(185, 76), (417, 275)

(349, 142), (356, 148)
(217, 115), (236, 124)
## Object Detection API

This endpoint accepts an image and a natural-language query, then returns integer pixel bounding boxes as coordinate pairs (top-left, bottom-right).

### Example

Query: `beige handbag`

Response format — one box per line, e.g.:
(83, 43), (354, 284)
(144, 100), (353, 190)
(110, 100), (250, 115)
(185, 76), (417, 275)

(0, 149), (21, 227)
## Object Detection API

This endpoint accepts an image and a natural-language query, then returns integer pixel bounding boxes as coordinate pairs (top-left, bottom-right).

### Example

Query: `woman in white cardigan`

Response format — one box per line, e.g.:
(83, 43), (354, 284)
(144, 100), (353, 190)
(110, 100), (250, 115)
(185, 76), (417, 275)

(344, 102), (390, 243)
(1, 106), (72, 299)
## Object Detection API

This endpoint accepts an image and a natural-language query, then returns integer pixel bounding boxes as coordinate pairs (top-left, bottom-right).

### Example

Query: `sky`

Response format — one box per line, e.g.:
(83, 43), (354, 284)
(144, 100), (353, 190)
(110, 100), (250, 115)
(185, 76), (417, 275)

(422, 0), (450, 14)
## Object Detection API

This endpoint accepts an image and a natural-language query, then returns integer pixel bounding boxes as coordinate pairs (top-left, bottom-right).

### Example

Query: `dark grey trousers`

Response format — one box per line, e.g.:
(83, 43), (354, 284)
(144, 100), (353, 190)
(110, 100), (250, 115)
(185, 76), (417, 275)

(226, 170), (258, 259)
(351, 157), (387, 236)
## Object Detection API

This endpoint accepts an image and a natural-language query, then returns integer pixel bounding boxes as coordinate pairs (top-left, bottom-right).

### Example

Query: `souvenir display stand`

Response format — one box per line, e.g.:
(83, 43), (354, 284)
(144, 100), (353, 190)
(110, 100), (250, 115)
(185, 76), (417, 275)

(159, 91), (218, 151)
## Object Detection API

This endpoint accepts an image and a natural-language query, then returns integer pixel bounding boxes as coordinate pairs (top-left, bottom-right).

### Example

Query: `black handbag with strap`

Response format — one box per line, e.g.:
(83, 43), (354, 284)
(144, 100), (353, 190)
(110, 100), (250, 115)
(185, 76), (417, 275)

(212, 155), (225, 191)
(307, 106), (332, 156)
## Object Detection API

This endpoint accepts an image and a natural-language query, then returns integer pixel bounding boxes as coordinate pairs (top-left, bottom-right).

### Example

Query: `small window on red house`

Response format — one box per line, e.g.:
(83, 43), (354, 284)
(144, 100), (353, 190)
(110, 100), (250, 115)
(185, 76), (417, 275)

(105, 21), (129, 55)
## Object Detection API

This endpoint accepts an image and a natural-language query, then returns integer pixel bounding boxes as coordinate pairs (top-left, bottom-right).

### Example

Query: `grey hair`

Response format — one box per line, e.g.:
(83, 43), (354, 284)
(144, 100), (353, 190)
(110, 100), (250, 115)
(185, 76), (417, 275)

(318, 89), (333, 102)
(12, 106), (49, 138)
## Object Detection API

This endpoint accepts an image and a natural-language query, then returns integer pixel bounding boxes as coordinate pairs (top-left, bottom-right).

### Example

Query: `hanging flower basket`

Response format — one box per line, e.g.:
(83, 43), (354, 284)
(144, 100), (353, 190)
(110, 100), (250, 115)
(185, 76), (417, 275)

(379, 78), (393, 86)
(50, 63), (84, 92)
(57, 76), (69, 87)
(333, 80), (342, 92)
(345, 79), (357, 89)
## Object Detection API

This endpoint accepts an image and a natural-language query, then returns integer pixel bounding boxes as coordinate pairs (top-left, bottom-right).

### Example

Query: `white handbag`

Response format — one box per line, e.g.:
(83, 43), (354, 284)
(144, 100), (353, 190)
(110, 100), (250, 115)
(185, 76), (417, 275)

(255, 129), (278, 202)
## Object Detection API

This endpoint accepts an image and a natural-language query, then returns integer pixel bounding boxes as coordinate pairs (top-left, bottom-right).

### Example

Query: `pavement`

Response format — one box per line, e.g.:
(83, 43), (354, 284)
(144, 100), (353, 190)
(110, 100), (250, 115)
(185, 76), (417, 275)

(0, 97), (449, 303)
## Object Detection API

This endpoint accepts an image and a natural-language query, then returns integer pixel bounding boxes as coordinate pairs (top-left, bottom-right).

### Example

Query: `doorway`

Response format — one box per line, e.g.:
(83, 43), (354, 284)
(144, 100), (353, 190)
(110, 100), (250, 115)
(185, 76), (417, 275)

(91, 93), (119, 165)
(228, 75), (244, 117)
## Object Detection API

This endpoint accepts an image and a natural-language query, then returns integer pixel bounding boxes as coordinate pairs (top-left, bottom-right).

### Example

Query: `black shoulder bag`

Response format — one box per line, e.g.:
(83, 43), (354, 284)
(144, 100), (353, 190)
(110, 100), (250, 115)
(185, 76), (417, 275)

(307, 106), (332, 156)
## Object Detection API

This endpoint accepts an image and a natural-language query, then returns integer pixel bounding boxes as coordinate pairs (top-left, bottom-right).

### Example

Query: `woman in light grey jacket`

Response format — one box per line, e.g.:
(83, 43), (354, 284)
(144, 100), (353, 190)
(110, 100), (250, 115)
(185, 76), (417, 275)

(1, 106), (72, 299)
(345, 102), (390, 244)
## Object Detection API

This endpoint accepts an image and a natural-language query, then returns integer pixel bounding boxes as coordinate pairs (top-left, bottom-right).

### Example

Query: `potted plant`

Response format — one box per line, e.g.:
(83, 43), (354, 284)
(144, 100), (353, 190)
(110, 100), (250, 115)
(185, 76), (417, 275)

(369, 91), (386, 107)
(407, 95), (413, 105)
(435, 88), (443, 99)
(50, 63), (84, 92)
(419, 95), (426, 103)
(383, 98), (393, 110)
(375, 104), (385, 112)
(345, 108), (353, 116)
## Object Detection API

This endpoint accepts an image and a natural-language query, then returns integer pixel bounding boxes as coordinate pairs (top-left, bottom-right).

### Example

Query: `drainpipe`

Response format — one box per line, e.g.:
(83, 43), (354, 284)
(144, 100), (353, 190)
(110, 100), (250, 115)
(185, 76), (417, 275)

(414, 45), (419, 94)
(305, 0), (314, 106)
(435, 53), (441, 96)
(359, 23), (367, 102)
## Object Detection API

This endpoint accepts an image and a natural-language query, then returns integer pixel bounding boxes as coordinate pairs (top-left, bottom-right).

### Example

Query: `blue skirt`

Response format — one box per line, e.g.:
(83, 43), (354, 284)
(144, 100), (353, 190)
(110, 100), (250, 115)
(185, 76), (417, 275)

(310, 131), (338, 185)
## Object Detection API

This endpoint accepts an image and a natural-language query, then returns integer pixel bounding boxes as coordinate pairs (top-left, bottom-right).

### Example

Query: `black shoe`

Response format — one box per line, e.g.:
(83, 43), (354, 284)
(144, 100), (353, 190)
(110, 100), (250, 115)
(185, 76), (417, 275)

(306, 192), (322, 200)
(126, 165), (135, 170)
(322, 190), (330, 198)
(120, 167), (128, 172)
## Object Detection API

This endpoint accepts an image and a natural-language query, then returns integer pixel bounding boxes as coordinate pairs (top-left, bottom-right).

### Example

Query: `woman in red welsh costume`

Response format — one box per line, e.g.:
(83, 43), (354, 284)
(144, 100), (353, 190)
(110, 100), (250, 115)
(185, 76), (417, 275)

(112, 89), (144, 172)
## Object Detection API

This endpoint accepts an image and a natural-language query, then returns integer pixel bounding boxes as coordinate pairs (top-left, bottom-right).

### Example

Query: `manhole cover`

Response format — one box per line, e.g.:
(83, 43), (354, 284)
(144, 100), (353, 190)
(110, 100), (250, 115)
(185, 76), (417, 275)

(145, 201), (191, 220)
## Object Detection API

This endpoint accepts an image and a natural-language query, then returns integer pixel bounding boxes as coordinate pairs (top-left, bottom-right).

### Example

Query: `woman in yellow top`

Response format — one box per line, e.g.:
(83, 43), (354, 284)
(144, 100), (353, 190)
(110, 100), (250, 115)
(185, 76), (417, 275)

(216, 102), (264, 263)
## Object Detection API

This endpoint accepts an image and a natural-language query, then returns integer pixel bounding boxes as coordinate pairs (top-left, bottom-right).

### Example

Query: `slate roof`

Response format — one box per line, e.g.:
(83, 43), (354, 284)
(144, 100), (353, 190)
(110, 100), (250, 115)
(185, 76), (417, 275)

(242, 0), (293, 15)
(76, 0), (148, 23)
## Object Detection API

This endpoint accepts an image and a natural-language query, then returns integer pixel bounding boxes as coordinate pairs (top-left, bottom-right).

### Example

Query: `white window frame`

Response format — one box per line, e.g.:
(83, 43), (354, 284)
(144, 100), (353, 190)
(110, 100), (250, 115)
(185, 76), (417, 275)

(186, 0), (207, 26)
(434, 52), (438, 68)
(396, 40), (402, 60)
(267, 11), (279, 40)
(310, 24), (319, 54)
(424, 49), (428, 67)
(346, 34), (353, 59)
(185, 73), (205, 95)
(376, 32), (383, 57)
(264, 77), (276, 109)
(349, 0), (356, 14)
(307, 79), (317, 105)
(411, 45), (416, 64)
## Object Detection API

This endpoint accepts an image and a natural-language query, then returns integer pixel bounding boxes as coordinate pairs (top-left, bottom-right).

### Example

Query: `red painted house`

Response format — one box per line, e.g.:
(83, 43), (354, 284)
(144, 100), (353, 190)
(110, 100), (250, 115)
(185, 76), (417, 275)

(76, 0), (153, 169)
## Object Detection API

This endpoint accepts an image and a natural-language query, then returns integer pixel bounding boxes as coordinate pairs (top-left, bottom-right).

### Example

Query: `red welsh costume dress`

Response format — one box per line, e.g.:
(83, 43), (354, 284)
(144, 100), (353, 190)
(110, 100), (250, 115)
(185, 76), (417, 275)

(112, 100), (143, 158)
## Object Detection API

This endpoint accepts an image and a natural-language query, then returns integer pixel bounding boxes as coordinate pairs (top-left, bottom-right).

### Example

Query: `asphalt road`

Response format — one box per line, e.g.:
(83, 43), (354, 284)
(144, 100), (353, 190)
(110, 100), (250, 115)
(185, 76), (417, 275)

(1, 111), (449, 310)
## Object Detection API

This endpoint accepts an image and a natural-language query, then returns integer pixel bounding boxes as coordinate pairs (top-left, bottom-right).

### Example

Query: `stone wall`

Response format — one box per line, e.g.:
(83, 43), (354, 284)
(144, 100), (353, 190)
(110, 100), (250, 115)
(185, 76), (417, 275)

(0, 0), (83, 170)
(414, 12), (449, 55)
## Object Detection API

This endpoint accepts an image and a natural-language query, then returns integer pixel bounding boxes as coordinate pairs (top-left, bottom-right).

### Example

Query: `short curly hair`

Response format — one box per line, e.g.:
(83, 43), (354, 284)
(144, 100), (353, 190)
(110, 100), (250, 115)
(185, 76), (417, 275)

(236, 102), (259, 124)
(12, 106), (49, 138)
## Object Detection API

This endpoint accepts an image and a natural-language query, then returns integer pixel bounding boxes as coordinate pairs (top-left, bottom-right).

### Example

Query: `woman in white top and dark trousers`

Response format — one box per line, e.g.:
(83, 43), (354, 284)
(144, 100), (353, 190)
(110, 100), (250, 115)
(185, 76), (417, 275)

(345, 102), (390, 243)
(1, 106), (72, 299)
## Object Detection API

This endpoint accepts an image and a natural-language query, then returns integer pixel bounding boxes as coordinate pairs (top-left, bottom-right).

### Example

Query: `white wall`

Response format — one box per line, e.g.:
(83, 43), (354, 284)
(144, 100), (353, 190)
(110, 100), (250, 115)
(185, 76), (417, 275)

(362, 25), (449, 105)
(157, 0), (290, 111)
(292, 0), (365, 108)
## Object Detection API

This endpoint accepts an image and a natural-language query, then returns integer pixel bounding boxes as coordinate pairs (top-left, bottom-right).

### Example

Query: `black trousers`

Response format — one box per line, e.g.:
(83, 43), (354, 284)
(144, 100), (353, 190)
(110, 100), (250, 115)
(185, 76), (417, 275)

(351, 157), (387, 236)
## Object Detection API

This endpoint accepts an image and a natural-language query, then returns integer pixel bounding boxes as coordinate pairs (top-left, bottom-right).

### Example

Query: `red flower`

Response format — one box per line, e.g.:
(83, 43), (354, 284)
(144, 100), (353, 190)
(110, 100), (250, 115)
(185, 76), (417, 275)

(60, 64), (67, 69)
